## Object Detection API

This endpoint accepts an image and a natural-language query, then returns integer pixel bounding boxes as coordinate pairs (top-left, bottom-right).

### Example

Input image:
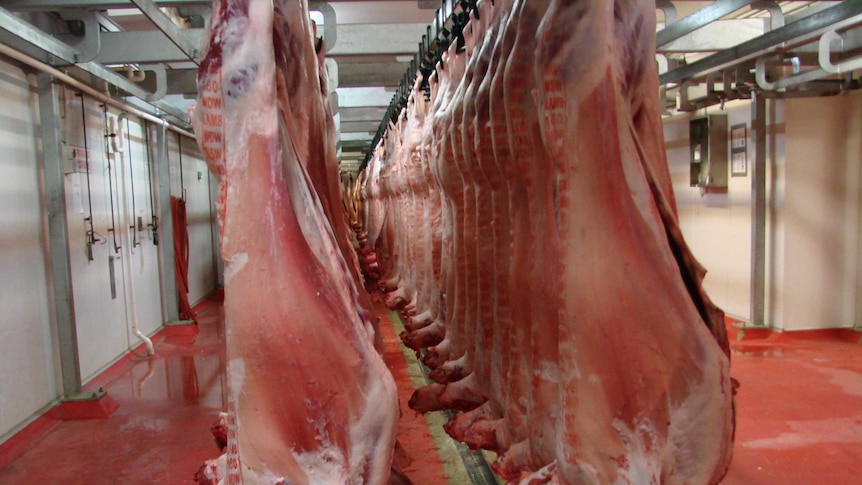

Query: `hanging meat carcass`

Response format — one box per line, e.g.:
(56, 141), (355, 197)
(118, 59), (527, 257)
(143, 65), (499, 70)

(357, 0), (736, 484)
(192, 1), (400, 483)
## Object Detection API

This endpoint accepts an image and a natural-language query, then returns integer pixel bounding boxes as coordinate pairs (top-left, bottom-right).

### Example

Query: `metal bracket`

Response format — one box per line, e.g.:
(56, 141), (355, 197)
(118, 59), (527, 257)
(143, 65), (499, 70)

(755, 56), (778, 91)
(140, 63), (167, 101)
(309, 1), (337, 53)
(324, 57), (339, 92)
(819, 30), (862, 74)
(757, 41), (855, 93)
(677, 79), (698, 112)
(63, 388), (106, 402)
(656, 53), (669, 75)
(751, 1), (785, 32)
(56, 10), (100, 63)
(656, 0), (677, 25)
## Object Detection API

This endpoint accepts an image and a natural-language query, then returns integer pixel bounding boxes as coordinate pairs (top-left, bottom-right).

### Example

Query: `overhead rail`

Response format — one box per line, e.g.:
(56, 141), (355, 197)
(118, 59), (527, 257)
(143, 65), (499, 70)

(0, 0), (209, 9)
(129, 0), (200, 65)
(365, 0), (757, 168)
(0, 3), (191, 126)
(656, 0), (759, 47)
(365, 0), (862, 167)
(363, 0), (477, 169)
(660, 0), (862, 85)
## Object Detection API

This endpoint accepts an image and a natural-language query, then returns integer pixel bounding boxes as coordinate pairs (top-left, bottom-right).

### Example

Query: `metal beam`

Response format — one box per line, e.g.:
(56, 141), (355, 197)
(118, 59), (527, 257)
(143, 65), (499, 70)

(658, 19), (764, 53)
(337, 87), (395, 108)
(339, 131), (375, 142)
(0, 6), (78, 63)
(76, 61), (189, 121)
(339, 106), (388, 122)
(341, 139), (373, 149)
(341, 120), (383, 133)
(660, 1), (862, 85)
(750, 92), (767, 327)
(309, 1), (337, 53)
(656, 0), (758, 47)
(97, 29), (205, 64)
(137, 67), (197, 95)
(37, 73), (84, 397)
(338, 61), (411, 87)
(1, 0), (208, 9)
(129, 0), (199, 64)
(328, 23), (429, 57)
(0, 6), (189, 123)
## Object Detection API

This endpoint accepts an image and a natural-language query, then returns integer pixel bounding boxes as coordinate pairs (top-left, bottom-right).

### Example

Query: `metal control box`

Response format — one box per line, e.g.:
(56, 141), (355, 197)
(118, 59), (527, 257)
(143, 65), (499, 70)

(689, 114), (728, 191)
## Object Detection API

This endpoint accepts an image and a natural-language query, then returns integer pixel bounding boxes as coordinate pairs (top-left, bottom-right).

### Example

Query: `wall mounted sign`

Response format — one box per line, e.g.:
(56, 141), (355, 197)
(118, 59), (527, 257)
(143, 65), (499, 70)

(730, 123), (748, 177)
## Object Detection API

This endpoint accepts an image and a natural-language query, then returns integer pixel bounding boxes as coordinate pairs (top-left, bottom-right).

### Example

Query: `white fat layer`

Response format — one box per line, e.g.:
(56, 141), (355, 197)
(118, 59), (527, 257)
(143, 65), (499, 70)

(223, 252), (248, 284)
(662, 354), (731, 484)
(612, 418), (662, 485)
(221, 0), (277, 171)
(347, 362), (399, 484)
(228, 357), (246, 398)
(518, 461), (558, 485)
(608, 352), (731, 485)
(534, 361), (560, 381)
(282, 358), (397, 485)
(291, 447), (350, 485)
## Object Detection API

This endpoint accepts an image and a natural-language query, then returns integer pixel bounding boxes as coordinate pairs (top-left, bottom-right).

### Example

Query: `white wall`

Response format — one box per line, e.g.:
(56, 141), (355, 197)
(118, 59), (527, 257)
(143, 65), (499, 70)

(664, 100), (769, 320)
(0, 55), (220, 441)
(667, 96), (861, 331)
(123, 116), (163, 338)
(781, 96), (862, 330)
(63, 95), (138, 379)
(0, 59), (60, 442)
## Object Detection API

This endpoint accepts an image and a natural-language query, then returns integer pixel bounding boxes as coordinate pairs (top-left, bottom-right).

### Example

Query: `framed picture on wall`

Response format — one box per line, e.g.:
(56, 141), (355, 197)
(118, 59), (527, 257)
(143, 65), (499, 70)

(730, 123), (748, 177)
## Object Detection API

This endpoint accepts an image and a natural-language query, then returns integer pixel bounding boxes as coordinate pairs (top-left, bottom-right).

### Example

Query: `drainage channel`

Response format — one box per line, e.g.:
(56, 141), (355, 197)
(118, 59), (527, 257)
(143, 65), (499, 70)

(389, 311), (500, 485)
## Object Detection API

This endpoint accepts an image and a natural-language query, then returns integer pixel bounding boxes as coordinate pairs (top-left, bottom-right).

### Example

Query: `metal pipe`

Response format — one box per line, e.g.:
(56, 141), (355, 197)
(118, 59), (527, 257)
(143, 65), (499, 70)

(123, 114), (140, 248)
(116, 111), (155, 356)
(661, 1), (862, 85)
(78, 92), (97, 255)
(750, 92), (767, 327)
(0, 43), (195, 139)
(103, 104), (121, 254)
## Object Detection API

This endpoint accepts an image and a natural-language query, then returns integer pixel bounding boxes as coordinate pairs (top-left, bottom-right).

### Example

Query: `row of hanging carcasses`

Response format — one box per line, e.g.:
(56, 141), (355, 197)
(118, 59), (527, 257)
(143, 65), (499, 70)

(352, 0), (737, 484)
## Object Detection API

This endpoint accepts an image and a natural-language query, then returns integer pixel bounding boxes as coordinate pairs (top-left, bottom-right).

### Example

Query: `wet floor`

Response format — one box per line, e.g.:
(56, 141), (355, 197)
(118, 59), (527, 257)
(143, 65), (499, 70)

(1, 294), (860, 484)
(0, 296), (228, 484)
(722, 326), (862, 484)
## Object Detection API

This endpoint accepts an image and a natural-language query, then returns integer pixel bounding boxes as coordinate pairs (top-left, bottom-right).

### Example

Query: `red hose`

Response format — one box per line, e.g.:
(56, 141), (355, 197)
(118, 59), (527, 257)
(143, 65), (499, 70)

(171, 196), (197, 323)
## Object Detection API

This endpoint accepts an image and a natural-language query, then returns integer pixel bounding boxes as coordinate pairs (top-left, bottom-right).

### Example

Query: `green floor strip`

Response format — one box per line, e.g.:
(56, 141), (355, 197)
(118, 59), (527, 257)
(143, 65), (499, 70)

(388, 311), (502, 485)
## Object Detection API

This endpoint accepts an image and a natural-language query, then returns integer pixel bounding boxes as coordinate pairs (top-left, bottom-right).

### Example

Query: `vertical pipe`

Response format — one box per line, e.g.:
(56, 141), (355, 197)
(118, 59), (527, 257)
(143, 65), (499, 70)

(124, 115), (139, 247)
(38, 73), (84, 397)
(117, 113), (154, 355)
(155, 123), (180, 324)
(102, 104), (121, 254)
(207, 170), (224, 288)
(750, 91), (767, 326)
(78, 93), (97, 255)
(143, 120), (159, 245)
(178, 132), (186, 200)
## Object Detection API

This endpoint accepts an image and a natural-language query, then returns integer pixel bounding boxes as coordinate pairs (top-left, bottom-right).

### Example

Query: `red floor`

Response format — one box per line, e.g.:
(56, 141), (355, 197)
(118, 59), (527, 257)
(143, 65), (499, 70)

(1, 294), (860, 484)
(0, 295), (448, 484)
(722, 328), (862, 484)
(0, 297), (228, 484)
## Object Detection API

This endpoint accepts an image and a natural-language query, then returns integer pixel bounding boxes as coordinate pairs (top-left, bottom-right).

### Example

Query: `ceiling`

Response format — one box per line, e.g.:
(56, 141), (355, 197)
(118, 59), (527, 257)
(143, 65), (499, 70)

(0, 1), (860, 173)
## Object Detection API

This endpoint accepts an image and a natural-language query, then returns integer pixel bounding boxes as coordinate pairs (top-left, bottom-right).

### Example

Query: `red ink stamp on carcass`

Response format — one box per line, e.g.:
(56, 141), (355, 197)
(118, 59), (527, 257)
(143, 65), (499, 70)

(200, 75), (226, 170)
